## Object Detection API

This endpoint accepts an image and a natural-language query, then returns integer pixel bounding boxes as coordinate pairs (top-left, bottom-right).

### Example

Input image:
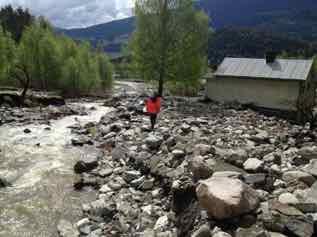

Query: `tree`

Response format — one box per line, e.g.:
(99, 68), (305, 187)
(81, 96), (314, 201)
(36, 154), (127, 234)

(130, 0), (210, 96)
(0, 26), (16, 83)
(0, 5), (34, 42)
(0, 16), (113, 99)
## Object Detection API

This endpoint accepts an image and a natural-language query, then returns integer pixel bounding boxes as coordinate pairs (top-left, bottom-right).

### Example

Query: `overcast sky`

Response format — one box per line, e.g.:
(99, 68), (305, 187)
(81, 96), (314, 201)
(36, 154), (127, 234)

(0, 0), (134, 29)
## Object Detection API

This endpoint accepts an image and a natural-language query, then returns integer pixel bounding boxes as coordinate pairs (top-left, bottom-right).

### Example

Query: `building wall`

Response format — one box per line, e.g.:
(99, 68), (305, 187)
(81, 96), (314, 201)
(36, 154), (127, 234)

(206, 77), (301, 111)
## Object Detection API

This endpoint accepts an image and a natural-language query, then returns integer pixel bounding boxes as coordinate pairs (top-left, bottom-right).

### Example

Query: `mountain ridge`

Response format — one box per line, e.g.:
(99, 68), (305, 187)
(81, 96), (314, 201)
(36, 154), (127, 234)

(59, 0), (317, 59)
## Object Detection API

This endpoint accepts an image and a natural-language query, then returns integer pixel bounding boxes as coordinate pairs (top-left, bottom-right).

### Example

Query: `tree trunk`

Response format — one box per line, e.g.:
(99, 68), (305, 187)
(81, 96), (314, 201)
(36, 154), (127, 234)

(158, 75), (164, 96)
(20, 66), (31, 104)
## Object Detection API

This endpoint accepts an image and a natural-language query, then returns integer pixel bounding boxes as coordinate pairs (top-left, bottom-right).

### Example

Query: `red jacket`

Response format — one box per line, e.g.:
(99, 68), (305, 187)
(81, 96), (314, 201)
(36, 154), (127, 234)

(146, 97), (161, 114)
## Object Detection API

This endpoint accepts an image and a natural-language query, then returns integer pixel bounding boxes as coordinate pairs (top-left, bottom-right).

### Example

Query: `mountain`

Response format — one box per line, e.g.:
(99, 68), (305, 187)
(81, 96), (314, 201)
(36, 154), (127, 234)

(59, 0), (317, 58)
(198, 0), (317, 29)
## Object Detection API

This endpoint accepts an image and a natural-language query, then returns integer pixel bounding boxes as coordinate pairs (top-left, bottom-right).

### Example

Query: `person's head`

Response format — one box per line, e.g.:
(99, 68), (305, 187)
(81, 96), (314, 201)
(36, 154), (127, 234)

(151, 92), (159, 102)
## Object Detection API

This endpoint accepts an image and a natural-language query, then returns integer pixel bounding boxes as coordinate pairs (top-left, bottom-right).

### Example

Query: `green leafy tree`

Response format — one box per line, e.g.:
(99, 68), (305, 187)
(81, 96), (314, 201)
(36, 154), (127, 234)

(130, 0), (210, 96)
(96, 53), (113, 88)
(0, 26), (16, 83)
(1, 16), (113, 99)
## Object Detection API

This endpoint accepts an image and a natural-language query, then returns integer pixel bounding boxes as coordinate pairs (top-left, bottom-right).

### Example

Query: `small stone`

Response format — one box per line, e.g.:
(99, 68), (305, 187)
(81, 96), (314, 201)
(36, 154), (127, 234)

(74, 156), (98, 174)
(191, 224), (212, 237)
(172, 149), (186, 159)
(154, 215), (169, 231)
(98, 168), (113, 177)
(243, 158), (264, 172)
(278, 193), (299, 205)
(76, 218), (91, 235)
(57, 219), (79, 237)
(212, 171), (243, 179)
(24, 128), (31, 134)
(190, 156), (214, 181)
(194, 144), (213, 156)
(145, 135), (163, 150)
(140, 178), (154, 191)
(99, 184), (112, 193)
(123, 170), (141, 183)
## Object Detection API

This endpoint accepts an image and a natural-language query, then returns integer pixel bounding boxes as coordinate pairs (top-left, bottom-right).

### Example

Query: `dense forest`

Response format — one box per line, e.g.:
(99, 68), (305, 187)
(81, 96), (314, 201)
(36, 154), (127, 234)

(0, 6), (113, 99)
(208, 28), (317, 65)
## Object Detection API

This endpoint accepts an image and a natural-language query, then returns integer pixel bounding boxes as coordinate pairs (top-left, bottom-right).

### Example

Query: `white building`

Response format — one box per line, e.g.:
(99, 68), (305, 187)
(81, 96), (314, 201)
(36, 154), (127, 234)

(206, 57), (315, 115)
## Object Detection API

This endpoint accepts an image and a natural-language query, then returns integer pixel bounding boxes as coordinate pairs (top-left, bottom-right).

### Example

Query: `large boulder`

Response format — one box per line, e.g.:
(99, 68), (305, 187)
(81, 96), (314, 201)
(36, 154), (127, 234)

(282, 171), (315, 187)
(306, 160), (317, 177)
(196, 177), (259, 220)
(74, 149), (101, 174)
(298, 146), (317, 160)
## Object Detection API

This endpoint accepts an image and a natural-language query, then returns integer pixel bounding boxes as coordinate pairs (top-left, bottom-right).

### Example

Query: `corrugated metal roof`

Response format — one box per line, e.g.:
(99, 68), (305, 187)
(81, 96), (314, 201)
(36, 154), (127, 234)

(214, 58), (314, 81)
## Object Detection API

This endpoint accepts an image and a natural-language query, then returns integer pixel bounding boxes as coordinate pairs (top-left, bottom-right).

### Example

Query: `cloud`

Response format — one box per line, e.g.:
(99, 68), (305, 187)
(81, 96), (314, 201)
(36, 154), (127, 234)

(0, 0), (134, 28)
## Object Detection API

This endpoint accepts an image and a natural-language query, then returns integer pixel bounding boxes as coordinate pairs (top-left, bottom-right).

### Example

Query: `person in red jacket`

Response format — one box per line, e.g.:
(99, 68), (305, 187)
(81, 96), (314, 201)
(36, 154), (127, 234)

(145, 93), (161, 130)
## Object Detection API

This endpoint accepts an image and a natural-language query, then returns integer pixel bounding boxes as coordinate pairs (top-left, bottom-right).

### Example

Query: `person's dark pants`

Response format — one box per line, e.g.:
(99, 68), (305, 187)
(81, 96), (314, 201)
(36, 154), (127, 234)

(149, 113), (157, 130)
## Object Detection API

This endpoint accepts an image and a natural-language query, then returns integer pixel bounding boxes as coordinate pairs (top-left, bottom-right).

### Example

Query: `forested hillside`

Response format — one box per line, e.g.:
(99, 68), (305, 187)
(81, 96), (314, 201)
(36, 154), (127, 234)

(208, 28), (317, 64)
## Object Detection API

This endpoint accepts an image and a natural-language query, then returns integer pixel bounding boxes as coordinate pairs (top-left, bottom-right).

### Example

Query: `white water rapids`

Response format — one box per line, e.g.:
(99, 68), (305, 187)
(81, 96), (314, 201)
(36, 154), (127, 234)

(0, 103), (110, 237)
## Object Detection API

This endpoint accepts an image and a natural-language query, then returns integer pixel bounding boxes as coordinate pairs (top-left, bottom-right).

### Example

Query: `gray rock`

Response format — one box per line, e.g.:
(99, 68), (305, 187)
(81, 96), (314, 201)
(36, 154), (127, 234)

(278, 193), (299, 205)
(140, 178), (155, 191)
(76, 218), (91, 235)
(112, 146), (128, 161)
(57, 219), (79, 237)
(212, 231), (232, 237)
(74, 150), (100, 174)
(154, 215), (169, 231)
(282, 171), (315, 187)
(123, 170), (141, 183)
(89, 199), (116, 218)
(243, 158), (264, 172)
(236, 226), (269, 237)
(298, 146), (317, 160)
(145, 135), (163, 150)
(250, 130), (269, 143)
(268, 233), (287, 237)
(88, 228), (102, 237)
(306, 160), (317, 177)
(194, 144), (213, 156)
(190, 156), (214, 181)
(262, 201), (314, 237)
(98, 168), (113, 177)
(191, 224), (212, 237)
(212, 171), (243, 179)
(71, 137), (93, 146)
(172, 149), (186, 159)
(196, 177), (259, 220)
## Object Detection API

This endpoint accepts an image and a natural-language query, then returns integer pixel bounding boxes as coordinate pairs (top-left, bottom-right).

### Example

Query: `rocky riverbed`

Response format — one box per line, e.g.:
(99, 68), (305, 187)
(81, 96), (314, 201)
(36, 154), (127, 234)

(66, 90), (317, 237)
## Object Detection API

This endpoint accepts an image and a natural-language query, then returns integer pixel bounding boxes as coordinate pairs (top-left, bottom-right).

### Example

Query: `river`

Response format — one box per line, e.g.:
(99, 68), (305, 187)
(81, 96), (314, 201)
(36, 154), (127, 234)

(0, 102), (110, 237)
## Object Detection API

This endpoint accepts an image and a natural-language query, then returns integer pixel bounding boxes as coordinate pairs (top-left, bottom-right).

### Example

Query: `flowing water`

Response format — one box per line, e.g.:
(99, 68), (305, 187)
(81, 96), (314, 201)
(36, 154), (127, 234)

(0, 102), (110, 237)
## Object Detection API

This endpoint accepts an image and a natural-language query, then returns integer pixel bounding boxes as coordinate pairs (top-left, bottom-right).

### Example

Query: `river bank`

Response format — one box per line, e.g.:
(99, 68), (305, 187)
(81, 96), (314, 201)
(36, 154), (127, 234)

(68, 89), (317, 237)
(2, 82), (317, 236)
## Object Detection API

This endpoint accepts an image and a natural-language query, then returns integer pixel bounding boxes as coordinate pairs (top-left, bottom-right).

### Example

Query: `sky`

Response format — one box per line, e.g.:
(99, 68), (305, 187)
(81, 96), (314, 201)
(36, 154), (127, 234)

(0, 0), (135, 29)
